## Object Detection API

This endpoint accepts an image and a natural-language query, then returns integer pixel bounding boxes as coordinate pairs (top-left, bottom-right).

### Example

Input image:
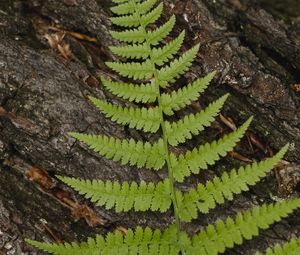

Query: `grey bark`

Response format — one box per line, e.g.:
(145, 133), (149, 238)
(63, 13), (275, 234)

(0, 0), (300, 254)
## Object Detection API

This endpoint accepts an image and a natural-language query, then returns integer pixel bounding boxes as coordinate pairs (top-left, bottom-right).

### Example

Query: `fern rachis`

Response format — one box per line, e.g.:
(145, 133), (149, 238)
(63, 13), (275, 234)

(27, 0), (300, 254)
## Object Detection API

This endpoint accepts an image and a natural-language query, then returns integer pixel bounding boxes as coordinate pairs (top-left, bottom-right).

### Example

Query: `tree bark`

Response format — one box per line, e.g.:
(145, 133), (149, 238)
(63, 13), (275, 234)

(0, 0), (300, 254)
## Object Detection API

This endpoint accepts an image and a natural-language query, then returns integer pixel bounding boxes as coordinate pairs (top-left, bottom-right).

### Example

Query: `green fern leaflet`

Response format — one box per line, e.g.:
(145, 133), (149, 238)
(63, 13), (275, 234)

(28, 0), (300, 254)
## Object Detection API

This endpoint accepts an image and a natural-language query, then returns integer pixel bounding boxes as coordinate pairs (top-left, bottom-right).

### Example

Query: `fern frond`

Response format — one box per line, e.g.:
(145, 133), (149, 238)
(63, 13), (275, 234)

(171, 117), (253, 182)
(165, 94), (228, 146)
(137, 0), (158, 15)
(255, 238), (300, 255)
(27, 225), (183, 255)
(111, 0), (156, 16)
(110, 13), (140, 28)
(69, 133), (165, 170)
(158, 44), (200, 88)
(58, 176), (172, 212)
(110, 2), (163, 28)
(161, 71), (216, 116)
(152, 31), (185, 66)
(190, 198), (300, 255)
(110, 43), (150, 60)
(177, 144), (289, 222)
(110, 0), (135, 15)
(110, 14), (175, 44)
(148, 15), (176, 45)
(101, 77), (157, 103)
(106, 60), (153, 80)
(140, 2), (163, 27)
(110, 27), (146, 43)
(89, 96), (160, 132)
(28, 0), (297, 254)
(112, 0), (136, 4)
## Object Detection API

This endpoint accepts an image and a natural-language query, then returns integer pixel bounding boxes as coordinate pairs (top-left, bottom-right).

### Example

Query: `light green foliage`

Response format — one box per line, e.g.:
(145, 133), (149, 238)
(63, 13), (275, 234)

(89, 96), (160, 133)
(69, 133), (165, 170)
(177, 144), (289, 221)
(157, 44), (200, 88)
(165, 93), (229, 146)
(152, 31), (185, 66)
(109, 42), (150, 59)
(28, 0), (300, 254)
(161, 71), (215, 116)
(171, 117), (253, 182)
(101, 77), (157, 103)
(190, 198), (300, 255)
(58, 176), (172, 212)
(106, 59), (154, 80)
(255, 238), (300, 255)
(26, 225), (187, 255)
(147, 15), (175, 45)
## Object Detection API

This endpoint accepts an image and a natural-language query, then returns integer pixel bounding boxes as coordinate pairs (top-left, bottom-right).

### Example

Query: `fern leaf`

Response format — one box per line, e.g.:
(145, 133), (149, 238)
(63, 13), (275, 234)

(161, 71), (216, 116)
(110, 30), (184, 62)
(255, 238), (300, 255)
(137, 0), (158, 15)
(110, 14), (175, 44)
(140, 2), (163, 27)
(110, 43), (150, 60)
(111, 0), (156, 16)
(110, 0), (135, 15)
(110, 13), (141, 28)
(177, 144), (289, 222)
(152, 31), (185, 66)
(158, 44), (200, 88)
(69, 133), (165, 170)
(171, 117), (253, 182)
(148, 15), (176, 45)
(112, 0), (136, 3)
(26, 237), (101, 255)
(110, 27), (146, 43)
(165, 94), (228, 146)
(58, 176), (172, 212)
(190, 198), (300, 255)
(110, 2), (163, 28)
(101, 77), (157, 103)
(89, 96), (160, 132)
(106, 59), (154, 80)
(27, 225), (183, 255)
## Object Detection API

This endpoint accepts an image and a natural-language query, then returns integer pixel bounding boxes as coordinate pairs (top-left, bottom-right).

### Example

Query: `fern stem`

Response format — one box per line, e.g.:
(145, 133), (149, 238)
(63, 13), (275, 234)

(152, 44), (184, 255)
(137, 7), (182, 254)
(157, 90), (182, 235)
(130, 1), (183, 252)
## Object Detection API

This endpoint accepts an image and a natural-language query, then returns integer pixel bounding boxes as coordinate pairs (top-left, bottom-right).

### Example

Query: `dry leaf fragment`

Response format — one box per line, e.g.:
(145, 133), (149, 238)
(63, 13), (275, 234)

(52, 186), (107, 226)
(64, 0), (79, 6)
(0, 106), (7, 116)
(115, 226), (128, 235)
(42, 223), (63, 244)
(229, 151), (252, 163)
(48, 26), (97, 42)
(45, 32), (65, 49)
(219, 113), (237, 131)
(246, 130), (268, 154)
(71, 204), (107, 227)
(66, 31), (97, 42)
(84, 75), (99, 87)
(57, 44), (71, 60)
(45, 32), (71, 60)
(291, 84), (300, 92)
(26, 165), (107, 227)
(26, 166), (55, 189)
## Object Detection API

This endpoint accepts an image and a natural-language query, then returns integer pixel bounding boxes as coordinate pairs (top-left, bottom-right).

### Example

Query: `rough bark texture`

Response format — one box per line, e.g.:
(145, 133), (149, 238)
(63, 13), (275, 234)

(0, 0), (300, 254)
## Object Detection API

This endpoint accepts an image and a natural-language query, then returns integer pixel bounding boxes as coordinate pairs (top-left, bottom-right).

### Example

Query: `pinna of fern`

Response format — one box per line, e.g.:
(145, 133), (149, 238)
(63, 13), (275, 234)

(28, 0), (300, 254)
(26, 198), (300, 254)
(255, 237), (300, 255)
